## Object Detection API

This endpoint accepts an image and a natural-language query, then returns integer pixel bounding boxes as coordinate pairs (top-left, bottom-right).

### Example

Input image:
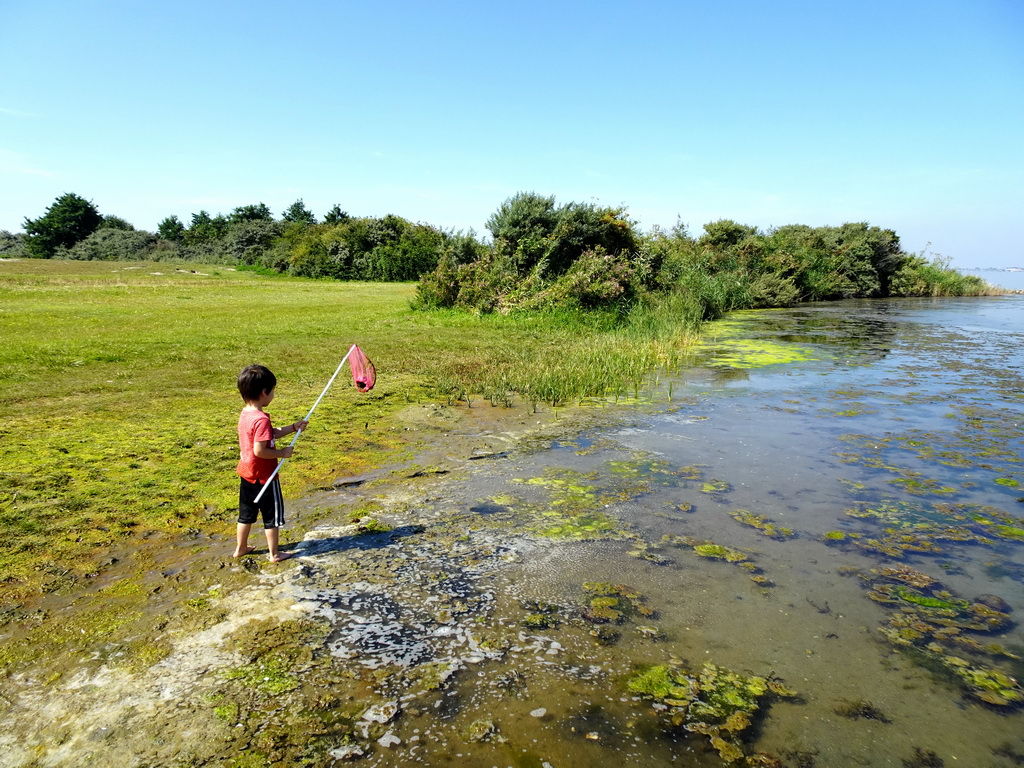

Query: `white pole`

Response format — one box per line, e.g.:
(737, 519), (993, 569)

(253, 344), (356, 503)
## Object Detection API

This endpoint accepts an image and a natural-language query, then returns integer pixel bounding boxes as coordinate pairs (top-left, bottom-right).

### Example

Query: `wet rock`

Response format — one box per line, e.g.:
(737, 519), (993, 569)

(361, 700), (400, 724)
(464, 718), (497, 742)
(333, 473), (373, 488)
(377, 730), (401, 748)
(329, 744), (365, 761)
(973, 594), (1011, 613)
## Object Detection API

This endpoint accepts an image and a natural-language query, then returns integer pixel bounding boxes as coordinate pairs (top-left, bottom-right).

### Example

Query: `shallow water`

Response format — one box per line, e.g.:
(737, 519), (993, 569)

(336, 296), (1024, 767)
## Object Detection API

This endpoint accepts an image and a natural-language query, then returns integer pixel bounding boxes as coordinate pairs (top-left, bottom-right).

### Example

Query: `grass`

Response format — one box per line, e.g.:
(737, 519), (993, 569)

(0, 259), (698, 597)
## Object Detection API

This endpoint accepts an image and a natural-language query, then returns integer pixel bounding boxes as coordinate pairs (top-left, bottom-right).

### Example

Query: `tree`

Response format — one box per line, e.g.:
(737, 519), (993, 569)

(698, 220), (757, 250)
(282, 199), (316, 225)
(23, 193), (103, 258)
(184, 210), (228, 245)
(485, 192), (638, 277)
(157, 215), (186, 242)
(100, 215), (135, 231)
(323, 204), (351, 224)
(229, 203), (274, 224)
(485, 191), (558, 274)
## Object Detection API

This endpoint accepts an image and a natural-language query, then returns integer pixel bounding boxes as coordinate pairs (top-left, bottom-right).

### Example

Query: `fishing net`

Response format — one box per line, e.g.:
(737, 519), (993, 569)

(349, 345), (376, 392)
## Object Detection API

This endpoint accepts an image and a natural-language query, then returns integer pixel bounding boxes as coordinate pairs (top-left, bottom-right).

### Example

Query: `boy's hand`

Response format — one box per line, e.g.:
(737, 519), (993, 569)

(281, 446), (295, 459)
(294, 419), (309, 433)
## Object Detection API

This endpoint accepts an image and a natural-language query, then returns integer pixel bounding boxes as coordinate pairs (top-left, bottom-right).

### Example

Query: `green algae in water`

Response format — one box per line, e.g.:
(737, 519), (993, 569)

(627, 664), (688, 699)
(496, 464), (685, 541)
(699, 315), (820, 369)
(581, 582), (655, 624)
(701, 479), (731, 495)
(607, 457), (701, 485)
(841, 499), (1024, 557)
(731, 509), (795, 539)
(693, 543), (748, 562)
(626, 660), (796, 763)
(223, 657), (300, 695)
(849, 566), (1024, 706)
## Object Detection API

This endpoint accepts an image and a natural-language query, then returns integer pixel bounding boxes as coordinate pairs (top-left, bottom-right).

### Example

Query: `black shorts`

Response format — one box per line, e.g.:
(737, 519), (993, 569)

(238, 477), (285, 528)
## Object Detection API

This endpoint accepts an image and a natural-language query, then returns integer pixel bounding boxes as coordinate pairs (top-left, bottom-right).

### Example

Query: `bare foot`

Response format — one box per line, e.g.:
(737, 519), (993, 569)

(232, 546), (256, 558)
(268, 551), (293, 563)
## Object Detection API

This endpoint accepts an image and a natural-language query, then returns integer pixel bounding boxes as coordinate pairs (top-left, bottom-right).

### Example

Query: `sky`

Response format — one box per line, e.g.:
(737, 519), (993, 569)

(1, 0), (1022, 268)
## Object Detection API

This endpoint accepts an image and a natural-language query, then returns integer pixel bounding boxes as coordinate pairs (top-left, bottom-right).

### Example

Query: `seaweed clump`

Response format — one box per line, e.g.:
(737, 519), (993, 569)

(581, 582), (654, 624)
(841, 500), (1024, 558)
(627, 660), (796, 764)
(833, 698), (890, 722)
(662, 535), (771, 586)
(731, 509), (795, 540)
(847, 566), (1023, 707)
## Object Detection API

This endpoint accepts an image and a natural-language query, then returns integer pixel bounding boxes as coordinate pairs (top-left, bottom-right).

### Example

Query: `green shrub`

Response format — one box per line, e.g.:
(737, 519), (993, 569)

(0, 230), (28, 258)
(412, 251), (461, 309)
(531, 248), (639, 311)
(746, 271), (801, 307)
(66, 229), (160, 261)
(221, 220), (283, 266)
(892, 254), (996, 297)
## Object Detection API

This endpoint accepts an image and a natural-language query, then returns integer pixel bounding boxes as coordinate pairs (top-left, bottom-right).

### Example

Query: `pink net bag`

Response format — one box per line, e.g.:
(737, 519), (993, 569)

(349, 345), (376, 392)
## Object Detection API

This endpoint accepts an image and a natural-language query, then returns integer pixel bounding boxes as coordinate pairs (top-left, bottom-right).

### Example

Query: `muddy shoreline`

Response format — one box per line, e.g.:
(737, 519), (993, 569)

(0, 397), (661, 768)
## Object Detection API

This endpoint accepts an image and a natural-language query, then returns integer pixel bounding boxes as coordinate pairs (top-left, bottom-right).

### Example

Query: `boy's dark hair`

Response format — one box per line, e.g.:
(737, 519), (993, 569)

(238, 364), (277, 402)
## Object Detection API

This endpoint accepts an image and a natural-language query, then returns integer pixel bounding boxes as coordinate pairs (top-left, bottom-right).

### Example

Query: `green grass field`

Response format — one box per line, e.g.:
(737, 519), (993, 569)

(0, 259), (695, 598)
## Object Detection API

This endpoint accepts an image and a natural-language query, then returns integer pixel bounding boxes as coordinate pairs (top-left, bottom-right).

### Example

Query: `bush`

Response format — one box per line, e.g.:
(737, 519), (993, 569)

(0, 230), (28, 258)
(354, 221), (445, 281)
(891, 254), (995, 297)
(746, 272), (801, 307)
(531, 248), (639, 311)
(486, 192), (640, 278)
(221, 220), (284, 266)
(66, 228), (161, 261)
(454, 249), (518, 312)
(285, 216), (448, 281)
(411, 251), (461, 309)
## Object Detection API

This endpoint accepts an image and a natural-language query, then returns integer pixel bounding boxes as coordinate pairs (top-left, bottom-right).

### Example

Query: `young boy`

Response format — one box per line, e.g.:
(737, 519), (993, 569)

(234, 364), (307, 562)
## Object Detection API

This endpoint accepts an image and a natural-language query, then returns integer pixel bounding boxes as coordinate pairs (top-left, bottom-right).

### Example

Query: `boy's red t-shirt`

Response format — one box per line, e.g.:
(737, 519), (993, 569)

(237, 408), (277, 483)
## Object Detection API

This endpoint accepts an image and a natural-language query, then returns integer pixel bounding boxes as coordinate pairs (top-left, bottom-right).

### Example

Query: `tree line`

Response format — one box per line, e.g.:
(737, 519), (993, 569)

(1, 191), (990, 315)
(1, 193), (455, 282)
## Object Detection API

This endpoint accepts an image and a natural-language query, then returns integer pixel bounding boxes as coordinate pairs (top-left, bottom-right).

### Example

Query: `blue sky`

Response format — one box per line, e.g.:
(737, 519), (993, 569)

(2, 0), (1021, 267)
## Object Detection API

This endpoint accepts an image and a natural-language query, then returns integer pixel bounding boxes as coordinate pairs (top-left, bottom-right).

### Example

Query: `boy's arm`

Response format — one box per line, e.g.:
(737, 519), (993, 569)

(253, 440), (294, 460)
(271, 419), (308, 440)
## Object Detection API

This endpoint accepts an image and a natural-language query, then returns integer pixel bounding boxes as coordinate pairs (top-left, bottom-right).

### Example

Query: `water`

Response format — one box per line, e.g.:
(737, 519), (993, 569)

(393, 295), (1024, 767)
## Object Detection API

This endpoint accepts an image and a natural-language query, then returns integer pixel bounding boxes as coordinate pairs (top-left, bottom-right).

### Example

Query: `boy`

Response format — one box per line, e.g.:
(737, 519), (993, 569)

(234, 364), (307, 562)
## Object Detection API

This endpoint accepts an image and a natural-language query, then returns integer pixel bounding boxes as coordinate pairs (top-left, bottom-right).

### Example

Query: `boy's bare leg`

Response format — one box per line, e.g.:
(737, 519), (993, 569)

(233, 523), (255, 557)
(265, 527), (291, 562)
